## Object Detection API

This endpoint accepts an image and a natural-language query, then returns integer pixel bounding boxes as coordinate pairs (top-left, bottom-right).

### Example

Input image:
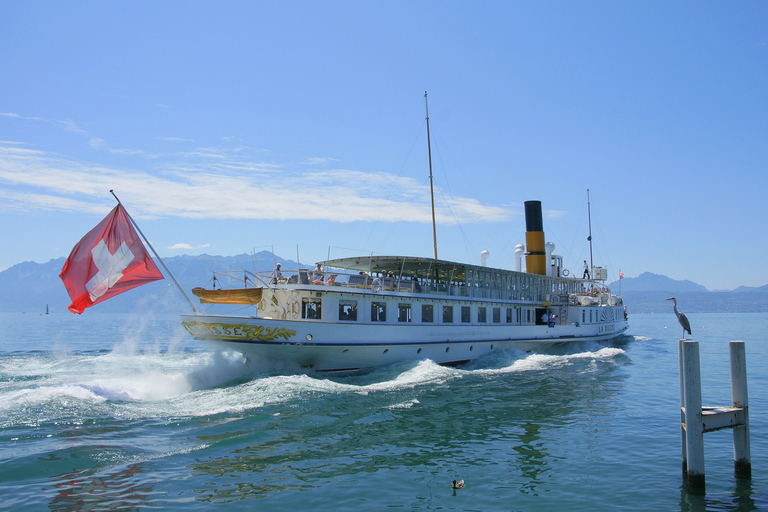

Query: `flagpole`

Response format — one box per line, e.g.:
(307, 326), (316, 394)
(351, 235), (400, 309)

(110, 190), (200, 315)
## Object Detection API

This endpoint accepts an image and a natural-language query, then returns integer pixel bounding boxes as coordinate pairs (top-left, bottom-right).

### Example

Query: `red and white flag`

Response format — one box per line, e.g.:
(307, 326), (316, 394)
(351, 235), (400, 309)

(60, 204), (164, 314)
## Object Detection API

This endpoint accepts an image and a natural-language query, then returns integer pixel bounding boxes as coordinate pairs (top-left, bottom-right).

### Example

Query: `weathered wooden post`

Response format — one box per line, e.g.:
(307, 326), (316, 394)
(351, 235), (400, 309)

(682, 340), (705, 491)
(679, 338), (688, 474)
(679, 339), (752, 492)
(730, 341), (751, 478)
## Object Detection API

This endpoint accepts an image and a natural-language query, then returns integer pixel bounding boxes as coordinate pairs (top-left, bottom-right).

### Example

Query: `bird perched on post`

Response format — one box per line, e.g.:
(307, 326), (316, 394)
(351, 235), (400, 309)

(666, 297), (691, 339)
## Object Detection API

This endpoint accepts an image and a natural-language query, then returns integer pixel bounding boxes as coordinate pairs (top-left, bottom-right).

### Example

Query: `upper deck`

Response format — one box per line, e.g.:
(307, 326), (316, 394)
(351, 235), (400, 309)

(257, 255), (614, 305)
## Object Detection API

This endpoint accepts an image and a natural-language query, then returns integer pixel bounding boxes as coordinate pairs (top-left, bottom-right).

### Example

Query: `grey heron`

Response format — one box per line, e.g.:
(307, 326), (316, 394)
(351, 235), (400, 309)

(666, 297), (691, 339)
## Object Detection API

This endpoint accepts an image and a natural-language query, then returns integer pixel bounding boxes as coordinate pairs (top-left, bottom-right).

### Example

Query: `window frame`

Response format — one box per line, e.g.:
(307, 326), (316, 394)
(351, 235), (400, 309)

(371, 301), (387, 322)
(442, 305), (454, 323)
(302, 298), (322, 320)
(339, 299), (357, 321)
(398, 303), (413, 323)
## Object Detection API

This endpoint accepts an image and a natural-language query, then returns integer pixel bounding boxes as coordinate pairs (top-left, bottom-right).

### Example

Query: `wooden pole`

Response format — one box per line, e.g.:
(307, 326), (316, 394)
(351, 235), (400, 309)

(730, 341), (751, 478)
(425, 91), (438, 260)
(586, 189), (593, 275)
(682, 340), (705, 492)
(679, 338), (688, 474)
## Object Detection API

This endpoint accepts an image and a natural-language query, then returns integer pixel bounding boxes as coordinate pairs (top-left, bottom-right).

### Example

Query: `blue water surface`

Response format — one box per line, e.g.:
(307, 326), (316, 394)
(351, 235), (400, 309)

(0, 311), (766, 511)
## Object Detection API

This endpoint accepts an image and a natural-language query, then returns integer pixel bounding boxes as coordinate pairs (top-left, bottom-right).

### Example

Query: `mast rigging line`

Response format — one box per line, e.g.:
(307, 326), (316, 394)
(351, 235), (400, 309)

(373, 175), (435, 254)
(587, 201), (617, 282)
(431, 180), (477, 264)
(366, 93), (507, 266)
(361, 120), (427, 252)
(426, 109), (515, 267)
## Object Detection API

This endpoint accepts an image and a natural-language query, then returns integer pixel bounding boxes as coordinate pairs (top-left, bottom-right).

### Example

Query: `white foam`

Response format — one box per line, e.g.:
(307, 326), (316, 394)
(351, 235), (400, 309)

(387, 399), (420, 410)
(2, 384), (107, 409)
(136, 347), (628, 418)
(470, 346), (626, 376)
(0, 337), (629, 424)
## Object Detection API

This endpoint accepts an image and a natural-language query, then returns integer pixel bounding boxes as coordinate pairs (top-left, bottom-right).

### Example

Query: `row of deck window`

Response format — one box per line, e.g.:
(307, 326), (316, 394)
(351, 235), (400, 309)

(303, 297), (538, 324)
(299, 297), (603, 324)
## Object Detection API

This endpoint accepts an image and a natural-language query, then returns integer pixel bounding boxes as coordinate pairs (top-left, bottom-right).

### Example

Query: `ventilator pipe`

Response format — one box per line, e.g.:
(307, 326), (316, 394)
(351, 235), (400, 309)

(545, 242), (555, 277)
(514, 244), (525, 272)
(480, 250), (489, 267)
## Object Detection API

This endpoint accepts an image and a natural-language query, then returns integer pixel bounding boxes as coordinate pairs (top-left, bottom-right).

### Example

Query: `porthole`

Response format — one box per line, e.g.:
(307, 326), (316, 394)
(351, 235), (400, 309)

(342, 349), (349, 353)
(417, 348), (422, 354)
(383, 349), (389, 354)
(470, 345), (474, 351)
(445, 347), (450, 353)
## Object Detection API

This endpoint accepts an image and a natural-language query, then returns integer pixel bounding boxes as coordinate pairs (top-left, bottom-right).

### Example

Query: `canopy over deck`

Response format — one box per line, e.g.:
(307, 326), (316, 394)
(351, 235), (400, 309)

(322, 255), (476, 282)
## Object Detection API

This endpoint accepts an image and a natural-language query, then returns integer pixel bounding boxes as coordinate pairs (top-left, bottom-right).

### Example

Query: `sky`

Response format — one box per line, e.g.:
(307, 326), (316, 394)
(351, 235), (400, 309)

(1, 1), (766, 291)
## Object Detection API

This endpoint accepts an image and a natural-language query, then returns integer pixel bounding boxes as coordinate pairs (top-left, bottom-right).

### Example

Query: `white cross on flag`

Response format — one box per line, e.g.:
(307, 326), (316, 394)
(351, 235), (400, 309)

(60, 204), (164, 314)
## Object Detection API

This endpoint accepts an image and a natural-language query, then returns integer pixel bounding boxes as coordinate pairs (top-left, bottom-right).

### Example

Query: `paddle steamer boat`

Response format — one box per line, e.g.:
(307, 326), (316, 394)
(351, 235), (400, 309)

(181, 200), (628, 371)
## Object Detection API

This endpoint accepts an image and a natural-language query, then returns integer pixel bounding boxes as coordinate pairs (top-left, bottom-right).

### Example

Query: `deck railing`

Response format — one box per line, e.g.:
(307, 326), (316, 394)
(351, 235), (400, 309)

(209, 267), (616, 306)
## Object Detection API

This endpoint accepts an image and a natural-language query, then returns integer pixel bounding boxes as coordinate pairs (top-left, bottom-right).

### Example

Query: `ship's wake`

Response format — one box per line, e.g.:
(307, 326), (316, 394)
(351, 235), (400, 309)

(0, 336), (628, 426)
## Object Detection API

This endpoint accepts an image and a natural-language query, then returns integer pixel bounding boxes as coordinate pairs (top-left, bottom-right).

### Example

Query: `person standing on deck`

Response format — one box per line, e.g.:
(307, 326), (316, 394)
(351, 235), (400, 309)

(272, 263), (283, 284)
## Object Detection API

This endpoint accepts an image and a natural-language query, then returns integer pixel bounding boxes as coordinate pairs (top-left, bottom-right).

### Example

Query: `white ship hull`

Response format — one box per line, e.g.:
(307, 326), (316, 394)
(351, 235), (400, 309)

(181, 303), (628, 372)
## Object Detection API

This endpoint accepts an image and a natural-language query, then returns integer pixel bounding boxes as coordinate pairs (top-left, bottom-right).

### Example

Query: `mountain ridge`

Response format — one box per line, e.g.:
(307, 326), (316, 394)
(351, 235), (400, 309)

(1, 255), (766, 314)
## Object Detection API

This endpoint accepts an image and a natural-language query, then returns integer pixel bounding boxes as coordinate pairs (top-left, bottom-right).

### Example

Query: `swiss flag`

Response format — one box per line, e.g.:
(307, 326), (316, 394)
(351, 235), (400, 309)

(60, 204), (164, 314)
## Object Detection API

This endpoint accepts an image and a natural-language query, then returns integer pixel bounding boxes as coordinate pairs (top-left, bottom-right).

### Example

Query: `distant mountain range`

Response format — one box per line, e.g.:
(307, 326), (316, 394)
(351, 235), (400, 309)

(607, 271), (708, 293)
(0, 252), (288, 315)
(607, 271), (768, 294)
(1, 256), (766, 315)
(608, 272), (768, 313)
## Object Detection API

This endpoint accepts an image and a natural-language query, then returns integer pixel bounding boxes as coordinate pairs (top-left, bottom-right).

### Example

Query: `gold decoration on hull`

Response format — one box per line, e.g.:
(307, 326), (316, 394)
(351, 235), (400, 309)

(182, 321), (296, 342)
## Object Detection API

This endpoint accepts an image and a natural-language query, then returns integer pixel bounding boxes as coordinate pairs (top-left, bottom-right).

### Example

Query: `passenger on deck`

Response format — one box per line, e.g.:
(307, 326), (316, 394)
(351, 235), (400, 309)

(272, 263), (284, 284)
(313, 263), (324, 284)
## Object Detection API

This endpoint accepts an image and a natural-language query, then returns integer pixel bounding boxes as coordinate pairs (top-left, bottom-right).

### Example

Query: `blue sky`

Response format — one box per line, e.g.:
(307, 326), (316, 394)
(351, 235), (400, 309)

(1, 1), (766, 291)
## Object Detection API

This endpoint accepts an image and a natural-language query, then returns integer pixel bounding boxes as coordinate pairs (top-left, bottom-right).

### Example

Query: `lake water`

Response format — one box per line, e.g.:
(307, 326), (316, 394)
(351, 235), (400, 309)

(0, 311), (766, 511)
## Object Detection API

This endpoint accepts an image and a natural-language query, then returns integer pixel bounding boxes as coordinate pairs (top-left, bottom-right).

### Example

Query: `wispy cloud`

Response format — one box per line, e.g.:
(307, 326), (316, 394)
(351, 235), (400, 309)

(0, 113), (43, 121)
(178, 149), (227, 159)
(0, 143), (513, 225)
(545, 209), (568, 219)
(157, 136), (194, 142)
(56, 119), (163, 158)
(168, 243), (211, 250)
(304, 157), (340, 165)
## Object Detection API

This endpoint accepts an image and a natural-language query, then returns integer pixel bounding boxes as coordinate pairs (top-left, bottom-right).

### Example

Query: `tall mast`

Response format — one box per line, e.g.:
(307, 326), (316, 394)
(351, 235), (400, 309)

(425, 91), (438, 259)
(587, 188), (594, 274)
